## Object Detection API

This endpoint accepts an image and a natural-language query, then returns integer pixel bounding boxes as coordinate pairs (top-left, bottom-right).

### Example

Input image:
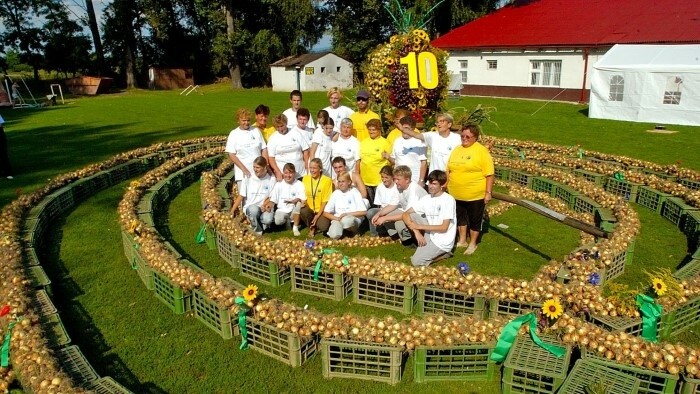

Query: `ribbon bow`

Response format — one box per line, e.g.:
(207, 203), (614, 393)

(613, 172), (625, 181)
(490, 312), (566, 362)
(636, 294), (663, 342)
(313, 249), (349, 281)
(235, 297), (250, 350)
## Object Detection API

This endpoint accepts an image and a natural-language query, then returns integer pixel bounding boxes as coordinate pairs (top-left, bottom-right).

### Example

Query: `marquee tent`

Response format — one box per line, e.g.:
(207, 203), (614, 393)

(589, 44), (700, 126)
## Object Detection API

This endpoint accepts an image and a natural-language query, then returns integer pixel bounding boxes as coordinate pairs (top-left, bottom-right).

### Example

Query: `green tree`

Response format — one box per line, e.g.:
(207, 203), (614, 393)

(0, 0), (45, 79)
(102, 0), (143, 87)
(43, 3), (92, 76)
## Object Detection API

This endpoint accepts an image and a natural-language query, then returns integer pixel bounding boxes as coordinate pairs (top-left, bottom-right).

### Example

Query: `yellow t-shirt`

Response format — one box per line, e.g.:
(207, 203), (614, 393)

(359, 137), (391, 186)
(386, 127), (402, 147)
(302, 174), (333, 212)
(255, 124), (276, 142)
(350, 110), (380, 142)
(446, 142), (494, 201)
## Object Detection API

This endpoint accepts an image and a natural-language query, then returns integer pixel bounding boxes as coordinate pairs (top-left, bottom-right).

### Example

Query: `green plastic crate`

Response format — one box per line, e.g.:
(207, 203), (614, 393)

(573, 169), (607, 185)
(140, 152), (163, 170)
(414, 342), (495, 383)
(541, 163), (573, 173)
(89, 377), (135, 394)
(572, 195), (601, 215)
(661, 197), (698, 227)
(41, 313), (71, 348)
(681, 376), (700, 394)
(557, 359), (640, 394)
(207, 140), (226, 149)
(674, 259), (700, 280)
(246, 317), (318, 367)
(239, 250), (290, 287)
(152, 269), (192, 314)
(595, 207), (617, 232)
(216, 231), (239, 269)
(148, 179), (172, 206)
(680, 210), (700, 251)
(508, 169), (535, 188)
(554, 184), (582, 209)
(589, 313), (672, 341)
(46, 186), (76, 217)
(502, 334), (572, 394)
(89, 171), (113, 191)
(580, 347), (678, 394)
(71, 177), (96, 202)
(26, 265), (52, 294)
(353, 275), (415, 314)
(23, 218), (47, 248)
(636, 186), (673, 213)
(488, 298), (541, 318)
(55, 345), (100, 386)
(108, 160), (143, 184)
(31, 289), (57, 316)
(680, 178), (700, 191)
(291, 266), (352, 301)
(192, 289), (236, 340)
(136, 192), (157, 214)
(494, 166), (511, 181)
(664, 296), (700, 337)
(531, 177), (558, 196)
(182, 143), (207, 155)
(605, 177), (642, 202)
(321, 338), (404, 385)
(163, 241), (182, 259)
(642, 168), (678, 181)
(598, 246), (629, 284)
(130, 250), (154, 290)
(416, 286), (487, 318)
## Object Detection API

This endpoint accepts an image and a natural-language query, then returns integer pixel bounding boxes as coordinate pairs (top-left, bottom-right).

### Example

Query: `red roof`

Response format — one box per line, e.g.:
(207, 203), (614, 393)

(432, 0), (700, 50)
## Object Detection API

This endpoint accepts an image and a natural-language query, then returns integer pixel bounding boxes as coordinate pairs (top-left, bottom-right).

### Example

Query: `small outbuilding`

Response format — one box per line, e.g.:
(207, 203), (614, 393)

(148, 67), (194, 90)
(270, 52), (353, 92)
(589, 44), (700, 126)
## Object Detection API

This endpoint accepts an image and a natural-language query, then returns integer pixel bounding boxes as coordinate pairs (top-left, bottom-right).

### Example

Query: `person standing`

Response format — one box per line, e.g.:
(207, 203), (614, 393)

(400, 113), (460, 172)
(309, 119), (334, 178)
(225, 108), (268, 188)
(385, 109), (411, 147)
(331, 118), (360, 176)
(358, 119), (391, 205)
(324, 87), (354, 133)
(0, 115), (13, 179)
(389, 116), (427, 184)
(292, 108), (314, 145)
(349, 89), (380, 141)
(282, 90), (315, 130)
(267, 114), (309, 181)
(446, 124), (494, 255)
(253, 104), (276, 142)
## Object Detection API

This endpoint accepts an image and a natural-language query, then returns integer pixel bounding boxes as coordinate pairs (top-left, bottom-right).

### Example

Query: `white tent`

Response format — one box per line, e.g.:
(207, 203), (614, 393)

(589, 44), (700, 126)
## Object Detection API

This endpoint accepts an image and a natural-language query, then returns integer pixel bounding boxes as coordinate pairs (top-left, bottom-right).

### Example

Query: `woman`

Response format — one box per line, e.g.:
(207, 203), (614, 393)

(446, 124), (494, 255)
(300, 158), (333, 237)
(267, 114), (309, 181)
(331, 118), (360, 177)
(225, 108), (268, 188)
(324, 87), (354, 133)
(359, 118), (391, 205)
(310, 118), (334, 178)
(232, 156), (276, 235)
(323, 171), (367, 239)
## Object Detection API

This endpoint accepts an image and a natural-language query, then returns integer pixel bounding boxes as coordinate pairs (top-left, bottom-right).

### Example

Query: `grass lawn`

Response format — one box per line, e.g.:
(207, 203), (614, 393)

(2, 86), (698, 392)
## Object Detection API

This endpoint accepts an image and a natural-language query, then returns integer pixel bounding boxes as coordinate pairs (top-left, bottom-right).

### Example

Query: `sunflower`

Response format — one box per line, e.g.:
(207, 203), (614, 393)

(390, 35), (399, 43)
(385, 58), (395, 65)
(243, 284), (259, 301)
(418, 99), (427, 107)
(408, 103), (417, 111)
(380, 77), (389, 85)
(542, 299), (563, 319)
(652, 278), (667, 296)
(412, 43), (422, 51)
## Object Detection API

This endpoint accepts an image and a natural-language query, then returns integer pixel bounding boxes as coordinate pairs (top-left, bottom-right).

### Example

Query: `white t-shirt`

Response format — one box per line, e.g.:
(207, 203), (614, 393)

(292, 125), (314, 146)
(225, 127), (267, 182)
(240, 174), (276, 210)
(269, 180), (307, 213)
(398, 182), (428, 211)
(331, 136), (360, 175)
(324, 105), (355, 132)
(267, 129), (310, 179)
(373, 183), (400, 208)
(311, 129), (333, 177)
(282, 108), (315, 130)
(324, 188), (366, 215)
(410, 192), (456, 252)
(392, 137), (428, 183)
(423, 131), (461, 172)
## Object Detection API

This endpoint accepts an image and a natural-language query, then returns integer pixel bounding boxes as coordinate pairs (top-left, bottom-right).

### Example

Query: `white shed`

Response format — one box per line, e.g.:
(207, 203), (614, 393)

(270, 52), (353, 92)
(589, 44), (700, 126)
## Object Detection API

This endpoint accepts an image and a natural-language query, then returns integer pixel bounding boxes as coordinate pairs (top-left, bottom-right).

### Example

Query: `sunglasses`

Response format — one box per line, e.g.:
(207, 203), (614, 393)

(356, 97), (368, 101)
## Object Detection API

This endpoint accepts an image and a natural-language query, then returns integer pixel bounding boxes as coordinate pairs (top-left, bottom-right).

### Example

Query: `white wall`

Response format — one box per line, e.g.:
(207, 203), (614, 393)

(271, 54), (354, 92)
(271, 67), (299, 92)
(446, 48), (608, 90)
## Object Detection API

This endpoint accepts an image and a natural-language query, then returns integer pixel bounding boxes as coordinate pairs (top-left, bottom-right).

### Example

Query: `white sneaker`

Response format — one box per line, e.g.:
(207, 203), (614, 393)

(255, 231), (263, 236)
(6, 176), (13, 180)
(293, 226), (301, 236)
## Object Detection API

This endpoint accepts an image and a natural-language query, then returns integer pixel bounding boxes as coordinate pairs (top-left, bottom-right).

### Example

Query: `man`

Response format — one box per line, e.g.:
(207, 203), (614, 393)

(400, 113), (460, 172)
(349, 89), (380, 141)
(388, 116), (427, 184)
(331, 156), (367, 199)
(282, 90), (315, 130)
(253, 104), (276, 142)
(371, 165), (427, 244)
(291, 107), (314, 145)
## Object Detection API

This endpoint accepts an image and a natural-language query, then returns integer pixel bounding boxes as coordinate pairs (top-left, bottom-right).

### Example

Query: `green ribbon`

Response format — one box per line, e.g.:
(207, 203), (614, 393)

(614, 172), (625, 181)
(195, 224), (206, 244)
(313, 249), (348, 281)
(636, 294), (663, 342)
(313, 260), (323, 281)
(235, 296), (249, 350)
(518, 151), (526, 160)
(507, 147), (515, 157)
(1, 318), (20, 367)
(490, 313), (566, 362)
(578, 148), (584, 159)
(130, 256), (138, 270)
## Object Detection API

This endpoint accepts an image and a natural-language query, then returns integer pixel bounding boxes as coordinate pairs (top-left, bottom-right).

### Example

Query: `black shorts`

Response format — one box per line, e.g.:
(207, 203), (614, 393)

(455, 199), (485, 231)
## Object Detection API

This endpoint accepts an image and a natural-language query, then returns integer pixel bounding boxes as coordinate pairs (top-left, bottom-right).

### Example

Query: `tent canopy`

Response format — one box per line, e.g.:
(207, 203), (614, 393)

(589, 44), (700, 126)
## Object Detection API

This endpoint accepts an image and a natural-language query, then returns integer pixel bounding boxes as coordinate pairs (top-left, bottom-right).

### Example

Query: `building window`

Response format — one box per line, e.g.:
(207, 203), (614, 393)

(608, 75), (624, 102)
(663, 76), (683, 105)
(321, 67), (326, 73)
(459, 60), (468, 83)
(336, 66), (341, 72)
(487, 60), (497, 70)
(530, 60), (561, 86)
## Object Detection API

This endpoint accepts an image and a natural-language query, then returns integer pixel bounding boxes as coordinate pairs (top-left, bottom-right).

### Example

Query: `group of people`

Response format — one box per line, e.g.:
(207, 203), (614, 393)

(225, 87), (494, 266)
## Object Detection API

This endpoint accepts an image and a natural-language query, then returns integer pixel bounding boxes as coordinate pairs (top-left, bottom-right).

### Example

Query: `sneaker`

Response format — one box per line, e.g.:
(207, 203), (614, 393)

(293, 226), (301, 236)
(464, 245), (478, 255)
(6, 176), (13, 180)
(456, 241), (469, 248)
(255, 231), (263, 236)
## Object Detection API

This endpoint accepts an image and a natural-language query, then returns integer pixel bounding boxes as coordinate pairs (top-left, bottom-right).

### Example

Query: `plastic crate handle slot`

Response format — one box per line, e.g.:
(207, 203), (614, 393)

(490, 312), (565, 363)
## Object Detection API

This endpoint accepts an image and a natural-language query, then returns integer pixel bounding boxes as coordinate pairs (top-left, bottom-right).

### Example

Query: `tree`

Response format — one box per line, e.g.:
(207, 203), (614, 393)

(43, 3), (92, 76)
(0, 0), (46, 79)
(85, 0), (106, 74)
(102, 0), (142, 87)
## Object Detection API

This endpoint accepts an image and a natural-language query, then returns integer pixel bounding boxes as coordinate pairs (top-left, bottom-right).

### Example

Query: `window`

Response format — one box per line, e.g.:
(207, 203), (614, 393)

(321, 67), (325, 73)
(530, 60), (561, 86)
(608, 75), (624, 102)
(336, 66), (341, 72)
(663, 76), (683, 105)
(487, 60), (497, 70)
(459, 60), (468, 83)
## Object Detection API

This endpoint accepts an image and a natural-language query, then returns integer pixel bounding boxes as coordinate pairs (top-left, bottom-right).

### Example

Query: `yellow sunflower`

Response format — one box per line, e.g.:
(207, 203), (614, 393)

(542, 299), (563, 319)
(418, 99), (428, 107)
(390, 35), (399, 43)
(412, 43), (422, 51)
(243, 284), (259, 301)
(385, 58), (395, 65)
(652, 278), (667, 296)
(408, 103), (417, 111)
(380, 77), (389, 85)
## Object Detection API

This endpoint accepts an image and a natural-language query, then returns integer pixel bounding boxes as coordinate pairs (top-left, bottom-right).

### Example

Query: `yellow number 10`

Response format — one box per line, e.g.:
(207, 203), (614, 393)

(399, 51), (439, 89)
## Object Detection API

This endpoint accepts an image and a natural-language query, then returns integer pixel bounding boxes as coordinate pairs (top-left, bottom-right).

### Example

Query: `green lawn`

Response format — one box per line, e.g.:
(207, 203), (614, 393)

(3, 86), (699, 392)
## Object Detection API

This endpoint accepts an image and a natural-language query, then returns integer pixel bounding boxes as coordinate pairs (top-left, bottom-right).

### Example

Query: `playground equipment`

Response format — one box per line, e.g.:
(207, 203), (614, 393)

(3, 75), (40, 108)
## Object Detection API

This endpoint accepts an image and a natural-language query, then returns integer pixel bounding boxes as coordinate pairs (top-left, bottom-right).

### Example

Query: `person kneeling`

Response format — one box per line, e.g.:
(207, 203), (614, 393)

(323, 171), (367, 239)
(402, 170), (456, 266)
(267, 163), (306, 236)
(232, 156), (276, 235)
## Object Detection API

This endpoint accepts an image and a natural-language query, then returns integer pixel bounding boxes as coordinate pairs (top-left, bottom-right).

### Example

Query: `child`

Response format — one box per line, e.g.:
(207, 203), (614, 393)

(372, 165), (427, 243)
(232, 156), (276, 235)
(266, 163), (307, 236)
(402, 170), (456, 266)
(315, 109), (330, 133)
(309, 118), (334, 178)
(323, 171), (367, 239)
(366, 165), (400, 236)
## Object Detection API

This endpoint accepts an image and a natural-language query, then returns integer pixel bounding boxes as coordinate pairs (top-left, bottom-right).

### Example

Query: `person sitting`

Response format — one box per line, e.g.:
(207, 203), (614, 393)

(232, 156), (276, 236)
(331, 156), (367, 199)
(323, 171), (368, 239)
(402, 170), (456, 266)
(372, 165), (426, 244)
(366, 165), (399, 237)
(300, 158), (333, 237)
(266, 163), (307, 236)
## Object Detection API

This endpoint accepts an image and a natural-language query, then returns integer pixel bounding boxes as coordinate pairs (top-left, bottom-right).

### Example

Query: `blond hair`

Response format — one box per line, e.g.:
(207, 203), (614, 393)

(327, 87), (343, 99)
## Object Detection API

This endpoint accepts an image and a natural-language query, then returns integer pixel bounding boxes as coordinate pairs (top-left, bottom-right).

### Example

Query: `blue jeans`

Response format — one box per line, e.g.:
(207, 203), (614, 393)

(245, 205), (274, 233)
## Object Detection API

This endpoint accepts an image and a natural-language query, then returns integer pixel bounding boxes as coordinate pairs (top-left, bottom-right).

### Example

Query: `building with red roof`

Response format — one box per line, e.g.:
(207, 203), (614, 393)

(431, 0), (700, 102)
